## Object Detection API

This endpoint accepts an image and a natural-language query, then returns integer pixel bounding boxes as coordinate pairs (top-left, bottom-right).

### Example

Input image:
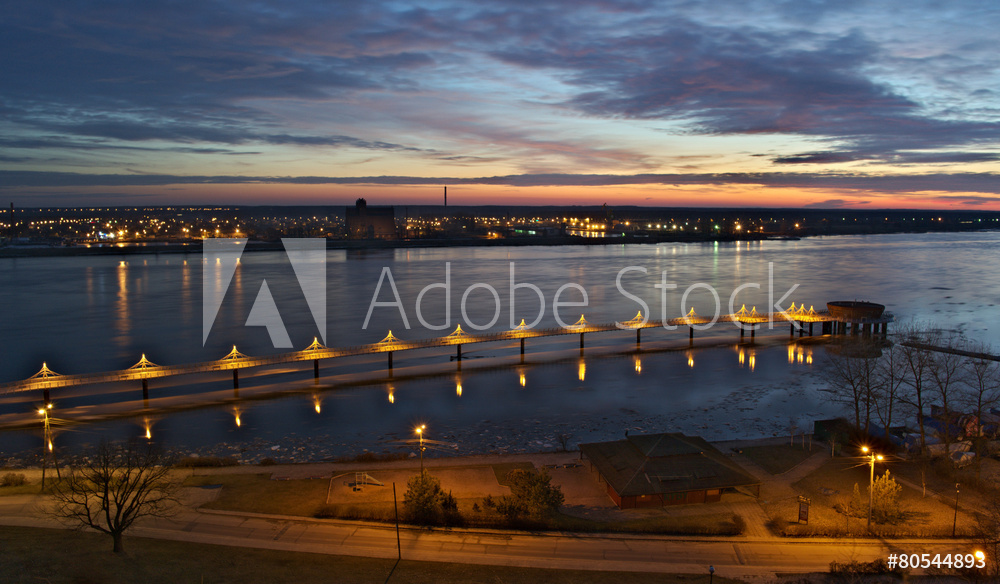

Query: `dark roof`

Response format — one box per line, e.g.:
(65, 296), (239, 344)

(579, 433), (760, 498)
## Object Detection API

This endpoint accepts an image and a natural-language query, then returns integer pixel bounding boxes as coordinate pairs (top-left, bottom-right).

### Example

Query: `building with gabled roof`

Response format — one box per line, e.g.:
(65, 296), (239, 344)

(579, 432), (760, 508)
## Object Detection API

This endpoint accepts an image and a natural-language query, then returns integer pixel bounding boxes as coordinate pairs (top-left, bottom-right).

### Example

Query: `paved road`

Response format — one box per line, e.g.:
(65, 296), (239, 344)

(0, 494), (980, 580)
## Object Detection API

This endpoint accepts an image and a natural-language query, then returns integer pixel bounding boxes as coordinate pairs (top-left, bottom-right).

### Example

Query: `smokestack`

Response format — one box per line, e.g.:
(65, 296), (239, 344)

(444, 186), (447, 207)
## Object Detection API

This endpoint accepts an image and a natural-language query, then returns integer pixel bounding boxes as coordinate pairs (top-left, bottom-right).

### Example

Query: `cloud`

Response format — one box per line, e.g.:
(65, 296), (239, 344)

(495, 16), (1000, 164)
(804, 198), (869, 208)
(3, 170), (998, 195)
(2, 0), (999, 197)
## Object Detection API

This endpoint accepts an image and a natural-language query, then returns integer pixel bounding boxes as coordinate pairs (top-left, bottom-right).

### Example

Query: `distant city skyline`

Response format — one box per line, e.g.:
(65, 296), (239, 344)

(2, 1), (999, 209)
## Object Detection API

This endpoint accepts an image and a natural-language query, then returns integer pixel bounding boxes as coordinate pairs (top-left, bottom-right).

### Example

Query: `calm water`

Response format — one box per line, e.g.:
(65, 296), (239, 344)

(1, 233), (998, 460)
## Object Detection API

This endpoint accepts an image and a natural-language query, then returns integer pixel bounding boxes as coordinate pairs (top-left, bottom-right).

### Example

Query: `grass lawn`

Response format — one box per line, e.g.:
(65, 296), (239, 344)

(188, 471), (744, 535)
(739, 444), (816, 475)
(765, 457), (972, 537)
(0, 525), (746, 584)
(492, 462), (535, 485)
(184, 473), (330, 517)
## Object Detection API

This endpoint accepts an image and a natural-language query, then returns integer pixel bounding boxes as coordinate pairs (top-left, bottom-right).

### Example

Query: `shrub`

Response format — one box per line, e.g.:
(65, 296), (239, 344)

(848, 482), (865, 518)
(493, 469), (565, 525)
(870, 470), (903, 524)
(402, 473), (463, 526)
(830, 558), (905, 577)
(730, 513), (746, 535)
(1, 472), (26, 487)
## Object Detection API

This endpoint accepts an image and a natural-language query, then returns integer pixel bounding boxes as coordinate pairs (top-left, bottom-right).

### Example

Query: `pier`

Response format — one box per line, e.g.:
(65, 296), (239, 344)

(0, 301), (892, 402)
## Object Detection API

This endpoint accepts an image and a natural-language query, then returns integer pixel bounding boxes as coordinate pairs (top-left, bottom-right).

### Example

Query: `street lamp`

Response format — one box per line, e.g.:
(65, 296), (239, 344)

(37, 403), (53, 452)
(709, 565), (715, 584)
(415, 424), (426, 474)
(37, 403), (59, 487)
(861, 446), (884, 529)
(953, 483), (960, 537)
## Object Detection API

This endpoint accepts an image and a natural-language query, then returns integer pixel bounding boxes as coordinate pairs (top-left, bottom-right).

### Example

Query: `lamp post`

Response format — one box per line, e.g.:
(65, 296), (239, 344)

(862, 446), (883, 529)
(37, 403), (59, 487)
(416, 424), (426, 474)
(953, 483), (960, 537)
(709, 565), (715, 584)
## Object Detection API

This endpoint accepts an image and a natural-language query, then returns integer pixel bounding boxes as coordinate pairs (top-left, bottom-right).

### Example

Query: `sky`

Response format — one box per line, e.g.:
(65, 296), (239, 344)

(1, 0), (999, 209)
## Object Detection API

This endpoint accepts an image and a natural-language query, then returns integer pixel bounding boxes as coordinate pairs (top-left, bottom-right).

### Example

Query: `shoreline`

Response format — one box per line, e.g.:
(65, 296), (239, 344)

(1, 228), (995, 258)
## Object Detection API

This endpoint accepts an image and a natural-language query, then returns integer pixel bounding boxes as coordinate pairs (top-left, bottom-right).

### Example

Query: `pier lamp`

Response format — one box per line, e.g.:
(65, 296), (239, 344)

(415, 424), (427, 474)
(861, 446), (883, 529)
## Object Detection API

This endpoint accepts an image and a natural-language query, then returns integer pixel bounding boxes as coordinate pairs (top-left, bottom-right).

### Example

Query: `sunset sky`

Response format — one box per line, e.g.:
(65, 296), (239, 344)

(2, 1), (999, 209)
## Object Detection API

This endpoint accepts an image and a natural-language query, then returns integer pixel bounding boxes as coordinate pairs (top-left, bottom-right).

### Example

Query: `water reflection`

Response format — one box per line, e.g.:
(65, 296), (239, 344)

(787, 344), (814, 365)
(578, 360), (586, 381)
(114, 260), (131, 348)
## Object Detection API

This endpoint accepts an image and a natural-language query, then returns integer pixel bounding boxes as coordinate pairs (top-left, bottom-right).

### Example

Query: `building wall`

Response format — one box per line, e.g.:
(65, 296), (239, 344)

(345, 200), (397, 239)
(612, 487), (722, 509)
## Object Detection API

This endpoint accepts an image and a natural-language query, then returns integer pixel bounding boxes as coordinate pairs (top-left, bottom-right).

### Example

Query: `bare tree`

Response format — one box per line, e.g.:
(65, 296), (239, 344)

(927, 335), (966, 456)
(49, 439), (177, 553)
(898, 324), (936, 455)
(962, 343), (1000, 479)
(823, 339), (881, 431)
(873, 340), (906, 439)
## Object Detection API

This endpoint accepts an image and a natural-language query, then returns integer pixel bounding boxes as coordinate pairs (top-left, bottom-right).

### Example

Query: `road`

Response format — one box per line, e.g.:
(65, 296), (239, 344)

(0, 493), (981, 580)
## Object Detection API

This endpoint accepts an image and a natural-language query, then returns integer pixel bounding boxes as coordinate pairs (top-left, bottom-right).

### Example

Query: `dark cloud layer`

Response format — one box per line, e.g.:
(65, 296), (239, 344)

(1, 0), (998, 202)
(3, 170), (998, 196)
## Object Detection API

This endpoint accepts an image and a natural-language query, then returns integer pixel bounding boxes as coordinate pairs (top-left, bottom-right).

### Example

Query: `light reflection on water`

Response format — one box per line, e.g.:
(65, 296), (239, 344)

(1, 232), (999, 457)
(4, 338), (831, 459)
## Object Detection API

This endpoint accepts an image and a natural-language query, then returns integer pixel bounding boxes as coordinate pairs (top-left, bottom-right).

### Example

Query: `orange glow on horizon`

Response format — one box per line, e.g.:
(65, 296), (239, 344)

(28, 182), (1000, 211)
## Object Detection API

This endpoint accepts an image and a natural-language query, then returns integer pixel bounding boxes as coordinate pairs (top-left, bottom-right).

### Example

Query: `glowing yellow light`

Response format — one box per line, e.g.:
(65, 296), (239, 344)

(635, 359), (642, 373)
(861, 446), (869, 453)
(388, 392), (395, 404)
(740, 348), (746, 366)
(456, 383), (462, 397)
(314, 402), (322, 414)
(975, 551), (985, 561)
(37, 408), (46, 415)
(234, 412), (242, 427)
(578, 361), (586, 381)
(519, 373), (526, 387)
(748, 353), (755, 372)
(806, 351), (813, 365)
(687, 354), (694, 368)
(787, 346), (794, 364)
(145, 427), (152, 440)
(876, 454), (884, 461)
(48, 440), (53, 452)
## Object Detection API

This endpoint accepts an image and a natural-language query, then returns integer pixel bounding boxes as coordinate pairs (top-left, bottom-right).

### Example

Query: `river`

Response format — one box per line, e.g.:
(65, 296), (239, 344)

(1, 232), (997, 463)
